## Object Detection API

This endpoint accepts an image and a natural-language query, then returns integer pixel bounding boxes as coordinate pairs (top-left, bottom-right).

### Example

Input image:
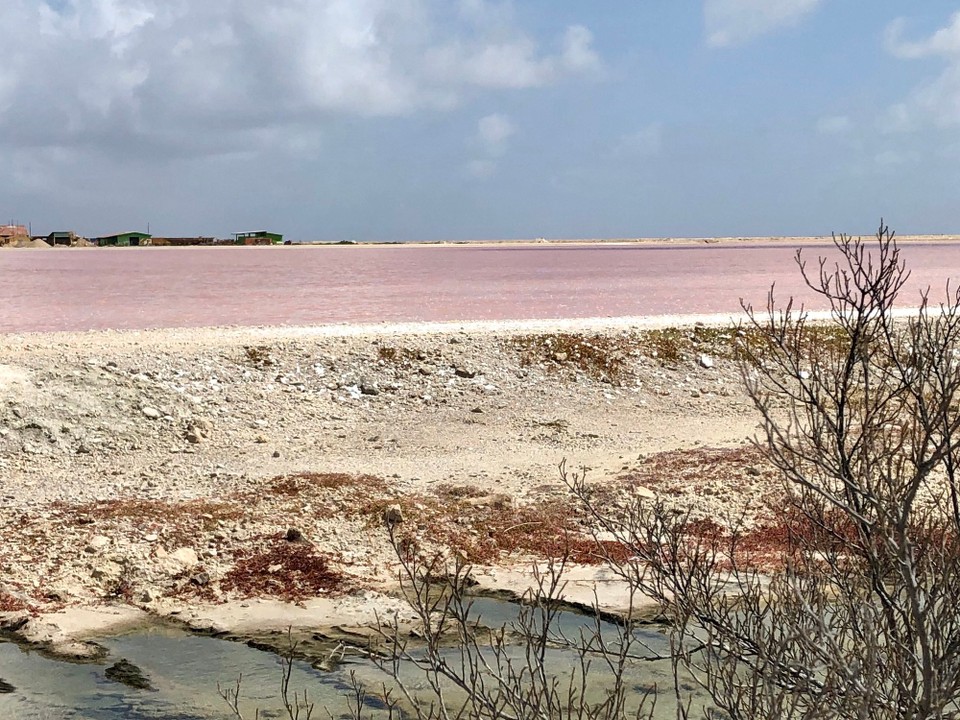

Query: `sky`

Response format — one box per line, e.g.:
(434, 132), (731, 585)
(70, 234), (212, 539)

(2, 0), (960, 241)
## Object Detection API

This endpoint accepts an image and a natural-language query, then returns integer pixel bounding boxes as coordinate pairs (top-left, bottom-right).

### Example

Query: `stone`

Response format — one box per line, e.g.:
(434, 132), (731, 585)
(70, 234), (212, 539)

(454, 367), (477, 379)
(698, 354), (715, 369)
(105, 659), (155, 691)
(84, 535), (110, 553)
(141, 407), (161, 420)
(144, 534), (159, 543)
(184, 429), (203, 444)
(190, 572), (211, 587)
(169, 547), (199, 568)
(272, 450), (281, 458)
(382, 504), (404, 527)
(359, 381), (380, 396)
(285, 527), (304, 542)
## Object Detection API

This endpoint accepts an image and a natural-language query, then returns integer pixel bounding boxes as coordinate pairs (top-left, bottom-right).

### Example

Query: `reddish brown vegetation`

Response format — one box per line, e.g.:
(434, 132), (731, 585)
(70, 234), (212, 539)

(367, 488), (631, 565)
(220, 539), (351, 601)
(0, 590), (32, 613)
(619, 445), (773, 489)
(267, 471), (384, 497)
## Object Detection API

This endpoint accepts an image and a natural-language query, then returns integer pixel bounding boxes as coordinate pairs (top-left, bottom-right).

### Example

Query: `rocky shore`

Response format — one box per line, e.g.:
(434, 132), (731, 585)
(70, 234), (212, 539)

(0, 320), (780, 660)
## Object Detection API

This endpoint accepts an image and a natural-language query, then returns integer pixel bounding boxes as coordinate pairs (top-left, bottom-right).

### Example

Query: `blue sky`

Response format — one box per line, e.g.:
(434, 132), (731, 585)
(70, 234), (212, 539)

(2, 0), (959, 240)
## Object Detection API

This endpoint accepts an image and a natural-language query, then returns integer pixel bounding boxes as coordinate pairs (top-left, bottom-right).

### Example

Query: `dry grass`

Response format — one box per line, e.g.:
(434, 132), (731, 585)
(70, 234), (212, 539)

(509, 333), (638, 384)
(376, 345), (423, 364)
(507, 324), (853, 382)
(363, 488), (629, 565)
(267, 472), (384, 497)
(70, 498), (243, 523)
(616, 446), (774, 490)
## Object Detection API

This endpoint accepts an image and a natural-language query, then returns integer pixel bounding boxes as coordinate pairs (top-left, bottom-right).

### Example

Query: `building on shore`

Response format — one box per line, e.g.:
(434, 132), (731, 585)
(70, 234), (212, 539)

(0, 224), (29, 245)
(150, 237), (216, 246)
(233, 231), (283, 245)
(96, 231), (153, 247)
(47, 231), (78, 246)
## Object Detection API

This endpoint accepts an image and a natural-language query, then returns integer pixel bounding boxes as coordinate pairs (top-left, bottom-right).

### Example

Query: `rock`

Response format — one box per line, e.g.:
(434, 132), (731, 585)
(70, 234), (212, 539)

(382, 504), (404, 527)
(169, 547), (199, 568)
(552, 352), (569, 362)
(140, 588), (155, 603)
(190, 572), (211, 587)
(359, 381), (380, 396)
(105, 659), (156, 691)
(141, 407), (161, 420)
(184, 429), (203, 444)
(272, 450), (281, 458)
(698, 354), (715, 369)
(0, 678), (14, 694)
(143, 534), (159, 543)
(254, 435), (268, 444)
(84, 535), (110, 553)
(454, 367), (477, 379)
(285, 527), (304, 542)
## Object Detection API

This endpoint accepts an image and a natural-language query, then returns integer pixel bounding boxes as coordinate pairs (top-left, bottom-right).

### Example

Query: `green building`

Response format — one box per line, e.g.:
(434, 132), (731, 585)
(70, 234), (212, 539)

(233, 231), (283, 245)
(97, 232), (153, 247)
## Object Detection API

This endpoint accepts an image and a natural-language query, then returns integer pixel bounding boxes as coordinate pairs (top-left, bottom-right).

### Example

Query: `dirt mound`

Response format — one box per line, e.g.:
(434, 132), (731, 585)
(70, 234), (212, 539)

(11, 237), (52, 249)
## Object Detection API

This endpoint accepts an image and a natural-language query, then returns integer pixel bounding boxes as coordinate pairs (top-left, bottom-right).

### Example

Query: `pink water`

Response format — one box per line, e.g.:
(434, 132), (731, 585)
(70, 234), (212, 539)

(1, 244), (957, 333)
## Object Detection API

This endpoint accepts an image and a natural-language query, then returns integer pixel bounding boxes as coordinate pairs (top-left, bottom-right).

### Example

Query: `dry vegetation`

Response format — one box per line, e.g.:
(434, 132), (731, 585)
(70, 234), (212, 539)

(220, 538), (350, 602)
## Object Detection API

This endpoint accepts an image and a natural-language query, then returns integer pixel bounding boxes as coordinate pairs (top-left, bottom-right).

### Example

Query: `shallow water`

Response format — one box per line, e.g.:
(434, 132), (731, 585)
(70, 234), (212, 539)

(0, 604), (705, 719)
(2, 243), (956, 332)
(0, 626), (351, 719)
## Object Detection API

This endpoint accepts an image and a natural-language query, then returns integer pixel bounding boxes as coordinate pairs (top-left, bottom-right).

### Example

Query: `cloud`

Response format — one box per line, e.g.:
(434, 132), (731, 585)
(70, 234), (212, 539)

(476, 113), (515, 155)
(704, 0), (823, 48)
(816, 115), (852, 135)
(0, 0), (601, 163)
(884, 12), (960, 129)
(466, 112), (514, 178)
(616, 123), (663, 156)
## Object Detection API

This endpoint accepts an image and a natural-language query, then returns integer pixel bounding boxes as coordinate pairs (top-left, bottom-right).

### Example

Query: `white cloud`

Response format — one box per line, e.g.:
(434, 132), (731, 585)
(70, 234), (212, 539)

(476, 113), (515, 155)
(0, 0), (601, 162)
(616, 123), (663, 156)
(816, 115), (852, 135)
(704, 0), (823, 48)
(466, 112), (514, 178)
(884, 12), (960, 129)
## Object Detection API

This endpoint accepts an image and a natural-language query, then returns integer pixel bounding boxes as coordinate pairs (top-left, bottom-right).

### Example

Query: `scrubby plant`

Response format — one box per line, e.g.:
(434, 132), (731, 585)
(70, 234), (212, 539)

(229, 222), (960, 719)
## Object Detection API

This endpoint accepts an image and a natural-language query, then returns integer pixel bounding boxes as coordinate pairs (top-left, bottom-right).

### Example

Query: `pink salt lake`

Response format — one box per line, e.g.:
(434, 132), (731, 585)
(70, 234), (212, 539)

(1, 243), (958, 333)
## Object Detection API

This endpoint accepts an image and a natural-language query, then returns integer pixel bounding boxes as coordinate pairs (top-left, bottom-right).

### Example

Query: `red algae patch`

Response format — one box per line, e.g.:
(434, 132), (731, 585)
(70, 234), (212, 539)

(220, 539), (351, 602)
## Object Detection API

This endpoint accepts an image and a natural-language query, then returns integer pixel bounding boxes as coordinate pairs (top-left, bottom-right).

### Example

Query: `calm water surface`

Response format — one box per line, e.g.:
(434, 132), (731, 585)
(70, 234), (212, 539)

(0, 601), (701, 719)
(2, 243), (958, 333)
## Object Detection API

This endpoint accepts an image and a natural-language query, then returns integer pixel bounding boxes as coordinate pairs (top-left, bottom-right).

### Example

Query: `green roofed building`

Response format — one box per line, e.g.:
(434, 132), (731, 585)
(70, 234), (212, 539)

(233, 231), (283, 245)
(96, 231), (153, 247)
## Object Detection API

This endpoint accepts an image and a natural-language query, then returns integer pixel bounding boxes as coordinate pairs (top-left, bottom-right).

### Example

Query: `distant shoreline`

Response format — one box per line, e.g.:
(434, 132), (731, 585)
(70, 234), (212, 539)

(3, 234), (960, 250)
